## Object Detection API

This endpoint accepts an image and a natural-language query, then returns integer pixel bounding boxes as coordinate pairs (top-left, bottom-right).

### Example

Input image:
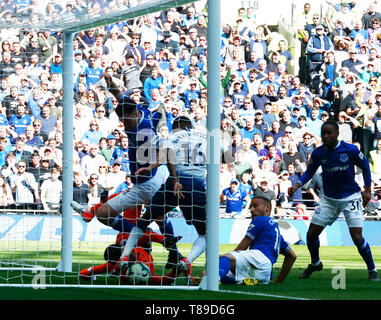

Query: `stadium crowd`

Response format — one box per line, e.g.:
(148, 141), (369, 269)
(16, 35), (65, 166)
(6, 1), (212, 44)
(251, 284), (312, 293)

(0, 0), (381, 219)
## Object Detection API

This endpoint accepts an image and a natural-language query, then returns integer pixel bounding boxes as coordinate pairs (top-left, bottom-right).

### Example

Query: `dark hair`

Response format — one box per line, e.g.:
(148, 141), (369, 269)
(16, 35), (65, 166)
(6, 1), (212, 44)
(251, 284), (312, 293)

(115, 94), (138, 119)
(172, 116), (193, 130)
(321, 120), (339, 132)
(251, 196), (272, 212)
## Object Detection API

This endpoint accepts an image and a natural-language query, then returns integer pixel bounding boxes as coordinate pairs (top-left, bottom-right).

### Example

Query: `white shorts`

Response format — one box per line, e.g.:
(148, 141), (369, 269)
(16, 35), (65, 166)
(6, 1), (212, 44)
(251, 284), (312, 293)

(230, 249), (272, 284)
(311, 193), (363, 228)
(107, 167), (168, 213)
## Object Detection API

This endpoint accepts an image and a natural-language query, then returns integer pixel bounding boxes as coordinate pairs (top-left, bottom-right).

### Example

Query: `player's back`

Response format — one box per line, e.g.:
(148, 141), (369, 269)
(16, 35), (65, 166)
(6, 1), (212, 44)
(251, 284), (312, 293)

(165, 128), (207, 178)
(126, 107), (158, 183)
(311, 141), (364, 199)
(246, 215), (282, 265)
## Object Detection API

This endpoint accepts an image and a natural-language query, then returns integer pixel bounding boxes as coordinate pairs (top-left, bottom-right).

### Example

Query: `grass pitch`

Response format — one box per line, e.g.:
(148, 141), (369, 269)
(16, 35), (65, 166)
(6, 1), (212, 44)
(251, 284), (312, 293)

(0, 243), (380, 301)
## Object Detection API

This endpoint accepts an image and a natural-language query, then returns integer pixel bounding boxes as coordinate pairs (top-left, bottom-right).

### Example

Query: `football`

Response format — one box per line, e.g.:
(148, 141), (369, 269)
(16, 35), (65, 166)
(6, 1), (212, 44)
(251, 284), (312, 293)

(126, 262), (151, 285)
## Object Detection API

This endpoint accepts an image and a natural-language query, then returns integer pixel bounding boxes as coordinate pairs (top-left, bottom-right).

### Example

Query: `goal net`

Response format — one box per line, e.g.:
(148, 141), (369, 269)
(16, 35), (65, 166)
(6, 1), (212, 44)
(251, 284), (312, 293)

(0, 0), (222, 290)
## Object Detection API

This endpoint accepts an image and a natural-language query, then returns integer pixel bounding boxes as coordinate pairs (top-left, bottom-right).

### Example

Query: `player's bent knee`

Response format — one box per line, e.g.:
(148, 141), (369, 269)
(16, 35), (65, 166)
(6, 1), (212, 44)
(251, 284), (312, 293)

(104, 244), (123, 263)
(194, 221), (206, 236)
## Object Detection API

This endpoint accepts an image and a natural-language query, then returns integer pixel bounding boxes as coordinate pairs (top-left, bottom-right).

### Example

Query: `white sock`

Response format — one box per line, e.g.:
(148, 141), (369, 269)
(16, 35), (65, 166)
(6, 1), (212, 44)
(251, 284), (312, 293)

(120, 226), (144, 258)
(187, 235), (206, 263)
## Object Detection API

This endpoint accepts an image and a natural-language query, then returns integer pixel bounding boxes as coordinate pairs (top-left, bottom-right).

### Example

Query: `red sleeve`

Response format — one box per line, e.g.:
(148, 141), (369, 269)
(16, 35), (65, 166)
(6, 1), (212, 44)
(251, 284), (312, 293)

(137, 231), (165, 246)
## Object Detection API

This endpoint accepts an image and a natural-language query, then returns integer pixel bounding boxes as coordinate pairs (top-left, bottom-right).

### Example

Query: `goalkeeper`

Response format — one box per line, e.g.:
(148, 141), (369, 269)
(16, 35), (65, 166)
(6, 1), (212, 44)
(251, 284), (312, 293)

(80, 224), (183, 285)
(116, 116), (207, 281)
(74, 190), (183, 269)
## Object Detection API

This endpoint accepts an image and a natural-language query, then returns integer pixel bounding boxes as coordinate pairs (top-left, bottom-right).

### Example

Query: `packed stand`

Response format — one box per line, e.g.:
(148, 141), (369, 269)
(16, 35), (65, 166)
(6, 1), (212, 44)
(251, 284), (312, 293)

(0, 1), (380, 219)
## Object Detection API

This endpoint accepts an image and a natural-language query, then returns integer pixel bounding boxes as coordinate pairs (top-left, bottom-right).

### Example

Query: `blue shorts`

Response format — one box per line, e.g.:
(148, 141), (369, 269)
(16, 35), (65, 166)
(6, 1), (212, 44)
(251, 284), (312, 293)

(150, 175), (206, 228)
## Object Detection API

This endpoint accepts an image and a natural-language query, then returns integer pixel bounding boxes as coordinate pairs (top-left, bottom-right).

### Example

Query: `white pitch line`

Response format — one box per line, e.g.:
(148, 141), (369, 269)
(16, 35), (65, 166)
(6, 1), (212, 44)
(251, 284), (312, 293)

(219, 289), (315, 300)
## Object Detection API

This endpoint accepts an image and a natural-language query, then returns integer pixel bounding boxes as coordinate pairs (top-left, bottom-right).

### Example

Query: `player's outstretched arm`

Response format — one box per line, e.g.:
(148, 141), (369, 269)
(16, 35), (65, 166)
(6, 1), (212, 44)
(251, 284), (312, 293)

(103, 72), (123, 99)
(234, 236), (252, 252)
(272, 247), (297, 284)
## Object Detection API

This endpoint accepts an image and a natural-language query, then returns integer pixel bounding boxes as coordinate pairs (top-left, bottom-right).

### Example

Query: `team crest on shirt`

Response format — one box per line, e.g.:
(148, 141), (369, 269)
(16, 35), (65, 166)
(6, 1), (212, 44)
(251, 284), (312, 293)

(339, 153), (348, 163)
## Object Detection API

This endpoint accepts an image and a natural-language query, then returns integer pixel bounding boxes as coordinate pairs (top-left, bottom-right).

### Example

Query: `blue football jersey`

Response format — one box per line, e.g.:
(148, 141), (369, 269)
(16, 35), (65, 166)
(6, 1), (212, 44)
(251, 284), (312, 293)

(299, 141), (372, 199)
(125, 107), (158, 184)
(245, 216), (288, 265)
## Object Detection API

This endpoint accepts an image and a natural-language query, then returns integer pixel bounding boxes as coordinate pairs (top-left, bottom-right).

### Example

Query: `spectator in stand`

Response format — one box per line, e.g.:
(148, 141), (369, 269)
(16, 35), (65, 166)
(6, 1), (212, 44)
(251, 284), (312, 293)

(280, 141), (307, 174)
(239, 117), (262, 141)
(40, 167), (62, 211)
(0, 51), (15, 80)
(143, 66), (163, 101)
(265, 144), (283, 175)
(251, 84), (269, 112)
(181, 5), (198, 33)
(104, 160), (127, 196)
(2, 85), (20, 118)
(369, 138), (381, 186)
(341, 49), (365, 77)
(155, 31), (180, 61)
(297, 131), (318, 161)
(9, 104), (32, 136)
(221, 178), (250, 218)
(24, 53), (45, 84)
(100, 134), (117, 164)
(287, 162), (303, 205)
(306, 24), (334, 92)
(0, 136), (10, 168)
(80, 143), (106, 181)
(9, 160), (40, 208)
(94, 105), (114, 138)
(279, 109), (298, 132)
(83, 54), (103, 89)
(87, 173), (105, 208)
(12, 136), (33, 165)
(35, 104), (57, 138)
(252, 179), (277, 211)
(306, 106), (324, 137)
(362, 2), (381, 30)
(81, 119), (104, 145)
(73, 172), (91, 206)
(230, 79), (248, 109)
(0, 174), (14, 207)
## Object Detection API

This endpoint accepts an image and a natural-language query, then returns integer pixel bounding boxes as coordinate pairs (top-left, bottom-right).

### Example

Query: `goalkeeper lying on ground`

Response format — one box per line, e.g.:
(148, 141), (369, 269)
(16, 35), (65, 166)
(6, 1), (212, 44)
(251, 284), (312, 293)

(79, 216), (184, 285)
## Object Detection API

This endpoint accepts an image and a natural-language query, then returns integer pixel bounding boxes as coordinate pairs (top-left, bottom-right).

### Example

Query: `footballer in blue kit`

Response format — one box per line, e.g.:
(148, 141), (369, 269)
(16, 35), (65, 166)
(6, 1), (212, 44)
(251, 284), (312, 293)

(71, 74), (182, 271)
(289, 121), (379, 281)
(218, 196), (296, 285)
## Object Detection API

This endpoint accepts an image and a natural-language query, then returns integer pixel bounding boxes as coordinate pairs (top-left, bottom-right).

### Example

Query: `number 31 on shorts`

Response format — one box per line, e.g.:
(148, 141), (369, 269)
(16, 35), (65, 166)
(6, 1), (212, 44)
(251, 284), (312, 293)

(348, 200), (362, 213)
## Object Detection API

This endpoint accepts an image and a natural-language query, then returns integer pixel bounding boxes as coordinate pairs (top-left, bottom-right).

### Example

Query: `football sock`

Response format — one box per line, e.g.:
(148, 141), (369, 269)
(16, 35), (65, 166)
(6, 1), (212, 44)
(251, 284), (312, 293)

(219, 256), (231, 279)
(110, 215), (134, 233)
(307, 234), (320, 265)
(186, 235), (206, 263)
(120, 225), (144, 258)
(157, 218), (180, 251)
(355, 238), (376, 271)
(220, 271), (236, 284)
(157, 217), (174, 237)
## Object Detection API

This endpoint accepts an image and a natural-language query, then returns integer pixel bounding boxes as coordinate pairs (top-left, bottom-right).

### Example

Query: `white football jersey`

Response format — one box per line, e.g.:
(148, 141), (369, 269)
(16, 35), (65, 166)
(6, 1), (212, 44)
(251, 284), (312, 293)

(162, 128), (207, 177)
